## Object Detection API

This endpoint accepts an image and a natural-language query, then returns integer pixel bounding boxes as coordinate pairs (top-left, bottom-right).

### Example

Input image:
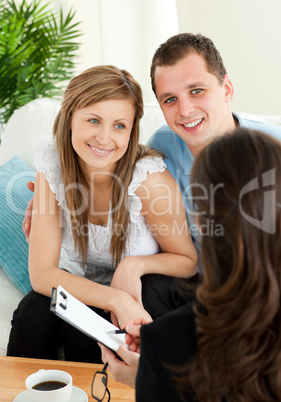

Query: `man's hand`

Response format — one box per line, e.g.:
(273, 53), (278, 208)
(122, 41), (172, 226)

(22, 181), (34, 242)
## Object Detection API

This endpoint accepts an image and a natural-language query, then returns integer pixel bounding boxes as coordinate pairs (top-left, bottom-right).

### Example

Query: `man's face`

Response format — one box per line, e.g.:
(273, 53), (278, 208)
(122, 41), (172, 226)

(154, 52), (235, 155)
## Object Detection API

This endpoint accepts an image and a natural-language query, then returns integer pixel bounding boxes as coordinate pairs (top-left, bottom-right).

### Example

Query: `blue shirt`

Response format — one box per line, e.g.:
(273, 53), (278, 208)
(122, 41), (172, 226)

(147, 111), (281, 259)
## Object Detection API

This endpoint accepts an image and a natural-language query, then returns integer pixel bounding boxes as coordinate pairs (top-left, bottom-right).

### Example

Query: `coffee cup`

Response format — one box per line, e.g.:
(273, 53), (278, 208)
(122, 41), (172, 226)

(25, 369), (72, 402)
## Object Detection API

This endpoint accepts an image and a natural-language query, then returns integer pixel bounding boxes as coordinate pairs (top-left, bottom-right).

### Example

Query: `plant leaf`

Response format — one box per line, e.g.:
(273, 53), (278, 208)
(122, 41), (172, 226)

(0, 0), (83, 125)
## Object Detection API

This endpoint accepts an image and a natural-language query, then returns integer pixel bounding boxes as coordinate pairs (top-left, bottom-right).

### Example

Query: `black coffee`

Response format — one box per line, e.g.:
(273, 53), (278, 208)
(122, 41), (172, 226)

(32, 380), (67, 391)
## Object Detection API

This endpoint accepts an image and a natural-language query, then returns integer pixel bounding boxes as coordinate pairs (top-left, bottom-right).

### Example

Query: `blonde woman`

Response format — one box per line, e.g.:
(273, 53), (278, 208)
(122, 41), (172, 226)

(7, 66), (197, 363)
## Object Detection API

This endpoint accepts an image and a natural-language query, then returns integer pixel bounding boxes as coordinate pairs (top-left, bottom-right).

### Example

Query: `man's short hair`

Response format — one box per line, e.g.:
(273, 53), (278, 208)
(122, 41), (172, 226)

(150, 33), (227, 96)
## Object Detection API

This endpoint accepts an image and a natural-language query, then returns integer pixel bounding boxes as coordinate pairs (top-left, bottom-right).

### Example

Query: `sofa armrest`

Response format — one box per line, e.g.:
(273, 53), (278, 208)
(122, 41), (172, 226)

(0, 98), (61, 169)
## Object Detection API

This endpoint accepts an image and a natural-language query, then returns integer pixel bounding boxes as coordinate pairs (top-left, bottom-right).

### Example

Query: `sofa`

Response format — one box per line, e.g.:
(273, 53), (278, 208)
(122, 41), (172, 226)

(0, 97), (280, 357)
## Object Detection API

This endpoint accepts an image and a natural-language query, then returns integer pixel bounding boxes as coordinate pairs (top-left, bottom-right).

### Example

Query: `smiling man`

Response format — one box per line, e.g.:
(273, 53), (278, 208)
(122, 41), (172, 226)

(147, 33), (281, 248)
(152, 51), (235, 156)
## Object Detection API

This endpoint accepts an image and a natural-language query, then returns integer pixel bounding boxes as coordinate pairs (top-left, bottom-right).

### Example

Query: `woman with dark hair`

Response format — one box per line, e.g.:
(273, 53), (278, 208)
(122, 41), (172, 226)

(100, 128), (281, 401)
(7, 65), (197, 363)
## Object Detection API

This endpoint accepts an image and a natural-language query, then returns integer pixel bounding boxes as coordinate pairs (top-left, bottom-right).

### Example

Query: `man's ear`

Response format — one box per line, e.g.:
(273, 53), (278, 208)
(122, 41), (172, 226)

(223, 74), (234, 103)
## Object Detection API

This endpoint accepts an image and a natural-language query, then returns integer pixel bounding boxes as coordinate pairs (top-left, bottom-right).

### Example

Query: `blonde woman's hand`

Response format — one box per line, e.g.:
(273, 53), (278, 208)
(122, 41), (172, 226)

(111, 256), (144, 306)
(112, 292), (152, 329)
(125, 322), (142, 353)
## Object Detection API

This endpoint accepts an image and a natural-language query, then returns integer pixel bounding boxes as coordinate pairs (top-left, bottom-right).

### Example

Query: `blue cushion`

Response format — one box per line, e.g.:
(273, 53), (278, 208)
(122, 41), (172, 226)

(0, 157), (35, 294)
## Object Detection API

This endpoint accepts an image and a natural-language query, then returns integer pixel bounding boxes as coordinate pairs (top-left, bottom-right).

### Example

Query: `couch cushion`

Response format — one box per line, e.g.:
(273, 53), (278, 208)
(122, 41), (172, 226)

(0, 157), (35, 294)
(0, 98), (61, 169)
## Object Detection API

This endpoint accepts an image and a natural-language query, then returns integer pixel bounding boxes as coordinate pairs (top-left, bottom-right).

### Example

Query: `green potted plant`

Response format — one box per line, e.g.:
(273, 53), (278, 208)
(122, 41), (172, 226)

(0, 0), (82, 125)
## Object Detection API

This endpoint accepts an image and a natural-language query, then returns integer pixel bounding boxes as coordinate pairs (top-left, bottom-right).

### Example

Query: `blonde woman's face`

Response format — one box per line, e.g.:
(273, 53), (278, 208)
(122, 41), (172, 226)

(71, 99), (135, 174)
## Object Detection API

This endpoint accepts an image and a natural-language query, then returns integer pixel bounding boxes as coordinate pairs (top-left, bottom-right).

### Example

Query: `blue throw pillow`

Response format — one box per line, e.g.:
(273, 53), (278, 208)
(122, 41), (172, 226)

(0, 157), (35, 294)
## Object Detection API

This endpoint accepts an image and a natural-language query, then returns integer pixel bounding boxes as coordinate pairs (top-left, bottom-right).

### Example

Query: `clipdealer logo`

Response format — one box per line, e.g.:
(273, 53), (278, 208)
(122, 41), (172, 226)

(239, 169), (279, 234)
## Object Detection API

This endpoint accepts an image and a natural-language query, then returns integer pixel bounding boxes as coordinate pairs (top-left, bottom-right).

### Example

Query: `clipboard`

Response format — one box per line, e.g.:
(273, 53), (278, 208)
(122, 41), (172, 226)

(50, 285), (126, 352)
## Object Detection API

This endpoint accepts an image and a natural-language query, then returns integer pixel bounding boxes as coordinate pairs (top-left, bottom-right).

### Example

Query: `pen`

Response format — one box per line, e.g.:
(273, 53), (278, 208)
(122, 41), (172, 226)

(107, 329), (127, 334)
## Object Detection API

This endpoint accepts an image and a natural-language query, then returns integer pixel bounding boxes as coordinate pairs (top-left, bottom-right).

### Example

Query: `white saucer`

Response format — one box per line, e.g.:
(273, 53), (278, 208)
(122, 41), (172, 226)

(13, 385), (88, 402)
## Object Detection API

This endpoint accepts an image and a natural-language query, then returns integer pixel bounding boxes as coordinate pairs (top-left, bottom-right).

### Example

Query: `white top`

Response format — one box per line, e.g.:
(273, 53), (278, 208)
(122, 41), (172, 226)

(34, 136), (166, 285)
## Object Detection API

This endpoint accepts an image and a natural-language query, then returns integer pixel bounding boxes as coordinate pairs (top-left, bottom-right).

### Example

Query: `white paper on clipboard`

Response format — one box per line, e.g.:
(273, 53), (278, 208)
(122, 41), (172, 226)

(50, 285), (126, 352)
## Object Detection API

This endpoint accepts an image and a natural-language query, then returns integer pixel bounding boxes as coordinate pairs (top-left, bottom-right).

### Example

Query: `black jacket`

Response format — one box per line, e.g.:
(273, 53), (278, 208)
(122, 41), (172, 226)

(136, 302), (197, 402)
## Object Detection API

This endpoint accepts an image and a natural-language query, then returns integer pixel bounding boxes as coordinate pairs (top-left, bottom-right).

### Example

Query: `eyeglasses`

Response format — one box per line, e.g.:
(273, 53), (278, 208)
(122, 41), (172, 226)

(91, 362), (111, 401)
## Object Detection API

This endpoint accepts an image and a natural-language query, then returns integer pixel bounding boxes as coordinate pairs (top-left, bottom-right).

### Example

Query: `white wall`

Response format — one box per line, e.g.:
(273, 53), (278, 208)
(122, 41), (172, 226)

(55, 0), (178, 104)
(12, 0), (281, 115)
(176, 0), (281, 115)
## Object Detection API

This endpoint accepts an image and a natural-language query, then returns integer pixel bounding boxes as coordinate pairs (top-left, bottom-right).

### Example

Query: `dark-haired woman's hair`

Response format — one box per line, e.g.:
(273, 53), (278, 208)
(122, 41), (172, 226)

(54, 65), (162, 266)
(176, 129), (281, 401)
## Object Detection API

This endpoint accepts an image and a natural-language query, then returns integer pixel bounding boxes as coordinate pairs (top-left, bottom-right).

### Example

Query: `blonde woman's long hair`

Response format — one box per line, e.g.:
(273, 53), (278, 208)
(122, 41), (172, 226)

(53, 65), (162, 266)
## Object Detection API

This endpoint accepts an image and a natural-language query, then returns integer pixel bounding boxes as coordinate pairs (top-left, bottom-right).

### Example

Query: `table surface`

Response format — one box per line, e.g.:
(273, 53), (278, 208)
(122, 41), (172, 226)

(0, 356), (135, 402)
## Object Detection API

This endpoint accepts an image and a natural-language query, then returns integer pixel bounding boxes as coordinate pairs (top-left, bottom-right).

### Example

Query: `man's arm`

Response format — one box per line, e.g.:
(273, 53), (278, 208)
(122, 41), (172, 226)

(22, 181), (34, 241)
